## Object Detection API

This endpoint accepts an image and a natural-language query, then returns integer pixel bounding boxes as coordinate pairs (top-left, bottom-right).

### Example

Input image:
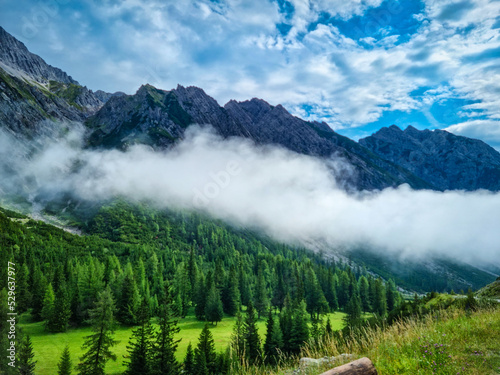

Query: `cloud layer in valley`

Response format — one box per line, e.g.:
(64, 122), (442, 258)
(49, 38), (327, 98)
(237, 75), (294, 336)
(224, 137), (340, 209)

(2, 125), (499, 266)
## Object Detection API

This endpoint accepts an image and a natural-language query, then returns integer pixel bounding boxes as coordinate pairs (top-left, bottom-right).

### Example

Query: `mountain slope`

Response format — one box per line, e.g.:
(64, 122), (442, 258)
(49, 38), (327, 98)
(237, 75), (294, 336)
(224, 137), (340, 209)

(0, 26), (111, 137)
(359, 125), (500, 191)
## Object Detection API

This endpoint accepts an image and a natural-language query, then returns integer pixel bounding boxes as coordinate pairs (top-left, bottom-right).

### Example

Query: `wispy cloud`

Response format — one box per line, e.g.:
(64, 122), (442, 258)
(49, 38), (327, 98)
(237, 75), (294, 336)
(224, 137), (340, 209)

(2, 125), (500, 266)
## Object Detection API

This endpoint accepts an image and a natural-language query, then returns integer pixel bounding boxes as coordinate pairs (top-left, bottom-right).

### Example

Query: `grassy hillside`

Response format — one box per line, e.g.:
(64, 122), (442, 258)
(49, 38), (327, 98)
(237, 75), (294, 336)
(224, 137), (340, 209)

(246, 306), (500, 375)
(477, 278), (500, 299)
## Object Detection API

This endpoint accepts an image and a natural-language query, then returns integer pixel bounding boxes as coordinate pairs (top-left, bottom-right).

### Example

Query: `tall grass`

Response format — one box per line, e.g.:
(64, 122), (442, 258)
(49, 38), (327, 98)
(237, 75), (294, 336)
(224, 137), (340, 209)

(238, 306), (500, 375)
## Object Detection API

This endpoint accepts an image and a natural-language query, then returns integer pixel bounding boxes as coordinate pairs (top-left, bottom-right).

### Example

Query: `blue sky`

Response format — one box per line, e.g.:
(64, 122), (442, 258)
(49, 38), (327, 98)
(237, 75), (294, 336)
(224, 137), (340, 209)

(1, 0), (499, 147)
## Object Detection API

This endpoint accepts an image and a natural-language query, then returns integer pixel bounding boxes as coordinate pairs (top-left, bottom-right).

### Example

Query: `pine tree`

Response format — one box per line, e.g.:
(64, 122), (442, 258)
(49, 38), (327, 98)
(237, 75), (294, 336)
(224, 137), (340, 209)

(386, 279), (397, 312)
(41, 283), (55, 328)
(325, 270), (339, 311)
(183, 343), (195, 375)
(18, 335), (37, 375)
(373, 279), (387, 318)
(254, 267), (269, 319)
(222, 266), (240, 316)
(194, 273), (207, 321)
(343, 292), (362, 329)
(271, 273), (286, 312)
(243, 302), (261, 363)
(124, 298), (155, 375)
(16, 264), (32, 313)
(324, 318), (333, 336)
(57, 345), (72, 375)
(230, 312), (245, 361)
(263, 311), (283, 365)
(279, 294), (293, 353)
(50, 280), (72, 332)
(151, 281), (181, 375)
(358, 276), (370, 313)
(117, 271), (140, 325)
(194, 324), (217, 375)
(305, 267), (329, 320)
(31, 265), (47, 321)
(205, 281), (224, 326)
(289, 300), (309, 354)
(77, 287), (118, 375)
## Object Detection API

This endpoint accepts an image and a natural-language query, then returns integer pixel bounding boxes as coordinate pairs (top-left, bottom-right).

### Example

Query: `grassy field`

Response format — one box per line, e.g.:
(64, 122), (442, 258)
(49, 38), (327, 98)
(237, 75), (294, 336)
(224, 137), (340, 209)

(293, 307), (500, 375)
(20, 310), (349, 375)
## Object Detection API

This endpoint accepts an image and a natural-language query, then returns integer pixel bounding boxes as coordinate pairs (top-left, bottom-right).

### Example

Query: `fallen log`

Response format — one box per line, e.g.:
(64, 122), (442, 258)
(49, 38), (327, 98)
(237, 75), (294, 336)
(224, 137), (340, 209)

(318, 357), (377, 375)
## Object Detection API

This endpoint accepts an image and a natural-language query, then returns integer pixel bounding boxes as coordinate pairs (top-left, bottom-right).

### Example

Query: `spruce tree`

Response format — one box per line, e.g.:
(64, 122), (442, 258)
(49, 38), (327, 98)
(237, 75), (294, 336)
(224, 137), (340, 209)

(194, 273), (207, 321)
(373, 279), (387, 318)
(194, 324), (217, 374)
(222, 266), (240, 316)
(117, 271), (140, 325)
(18, 335), (36, 375)
(183, 343), (195, 375)
(343, 292), (362, 329)
(77, 287), (118, 375)
(230, 312), (245, 361)
(358, 276), (370, 313)
(279, 294), (293, 353)
(151, 281), (181, 375)
(289, 300), (309, 354)
(254, 267), (269, 319)
(41, 283), (55, 328)
(263, 311), (283, 365)
(57, 345), (72, 375)
(243, 302), (261, 363)
(50, 280), (72, 332)
(124, 298), (155, 375)
(205, 283), (224, 326)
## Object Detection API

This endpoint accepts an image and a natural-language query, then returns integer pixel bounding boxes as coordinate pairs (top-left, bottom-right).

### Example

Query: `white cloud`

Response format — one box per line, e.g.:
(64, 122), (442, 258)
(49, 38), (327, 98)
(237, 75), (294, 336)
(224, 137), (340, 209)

(3, 125), (500, 266)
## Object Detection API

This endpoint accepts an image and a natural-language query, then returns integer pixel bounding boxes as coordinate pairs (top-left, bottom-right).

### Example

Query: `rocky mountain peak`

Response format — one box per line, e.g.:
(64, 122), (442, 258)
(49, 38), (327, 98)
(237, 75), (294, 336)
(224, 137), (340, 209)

(0, 26), (77, 86)
(360, 125), (500, 191)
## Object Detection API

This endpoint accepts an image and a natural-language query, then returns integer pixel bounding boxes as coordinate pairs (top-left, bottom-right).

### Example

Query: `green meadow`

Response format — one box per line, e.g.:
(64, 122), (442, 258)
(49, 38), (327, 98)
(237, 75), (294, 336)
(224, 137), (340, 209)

(20, 310), (349, 375)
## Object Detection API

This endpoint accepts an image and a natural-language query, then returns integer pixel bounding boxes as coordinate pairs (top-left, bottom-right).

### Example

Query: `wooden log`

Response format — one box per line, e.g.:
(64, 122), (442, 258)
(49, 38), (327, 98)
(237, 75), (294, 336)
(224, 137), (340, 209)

(318, 357), (377, 375)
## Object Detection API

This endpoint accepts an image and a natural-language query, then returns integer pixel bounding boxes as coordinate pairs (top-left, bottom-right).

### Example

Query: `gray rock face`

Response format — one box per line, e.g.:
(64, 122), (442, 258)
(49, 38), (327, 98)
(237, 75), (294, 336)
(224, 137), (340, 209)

(359, 125), (500, 191)
(0, 67), (85, 137)
(0, 27), (110, 136)
(0, 26), (76, 85)
(225, 98), (432, 190)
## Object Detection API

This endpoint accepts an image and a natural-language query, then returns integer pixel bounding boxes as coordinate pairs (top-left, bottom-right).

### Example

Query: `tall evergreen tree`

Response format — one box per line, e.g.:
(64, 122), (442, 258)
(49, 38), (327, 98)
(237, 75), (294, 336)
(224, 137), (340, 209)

(289, 300), (309, 354)
(57, 345), (72, 375)
(222, 266), (240, 316)
(263, 311), (283, 365)
(373, 279), (388, 318)
(343, 293), (362, 329)
(18, 335), (36, 375)
(194, 273), (207, 321)
(254, 267), (269, 319)
(205, 280), (224, 326)
(41, 283), (55, 328)
(358, 276), (370, 313)
(243, 302), (261, 363)
(77, 287), (118, 375)
(194, 324), (217, 375)
(151, 281), (181, 375)
(50, 280), (72, 332)
(117, 271), (140, 325)
(124, 298), (155, 375)
(183, 343), (195, 375)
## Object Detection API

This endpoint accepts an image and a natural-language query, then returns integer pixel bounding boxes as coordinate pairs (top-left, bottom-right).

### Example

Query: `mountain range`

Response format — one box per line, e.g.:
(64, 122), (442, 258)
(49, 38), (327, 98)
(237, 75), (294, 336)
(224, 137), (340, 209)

(2, 26), (500, 193)
(1, 26), (499, 291)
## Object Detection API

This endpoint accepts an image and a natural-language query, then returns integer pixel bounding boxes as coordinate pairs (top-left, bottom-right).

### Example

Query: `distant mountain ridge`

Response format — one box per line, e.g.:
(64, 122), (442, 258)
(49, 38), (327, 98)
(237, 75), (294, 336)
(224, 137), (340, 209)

(360, 125), (500, 191)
